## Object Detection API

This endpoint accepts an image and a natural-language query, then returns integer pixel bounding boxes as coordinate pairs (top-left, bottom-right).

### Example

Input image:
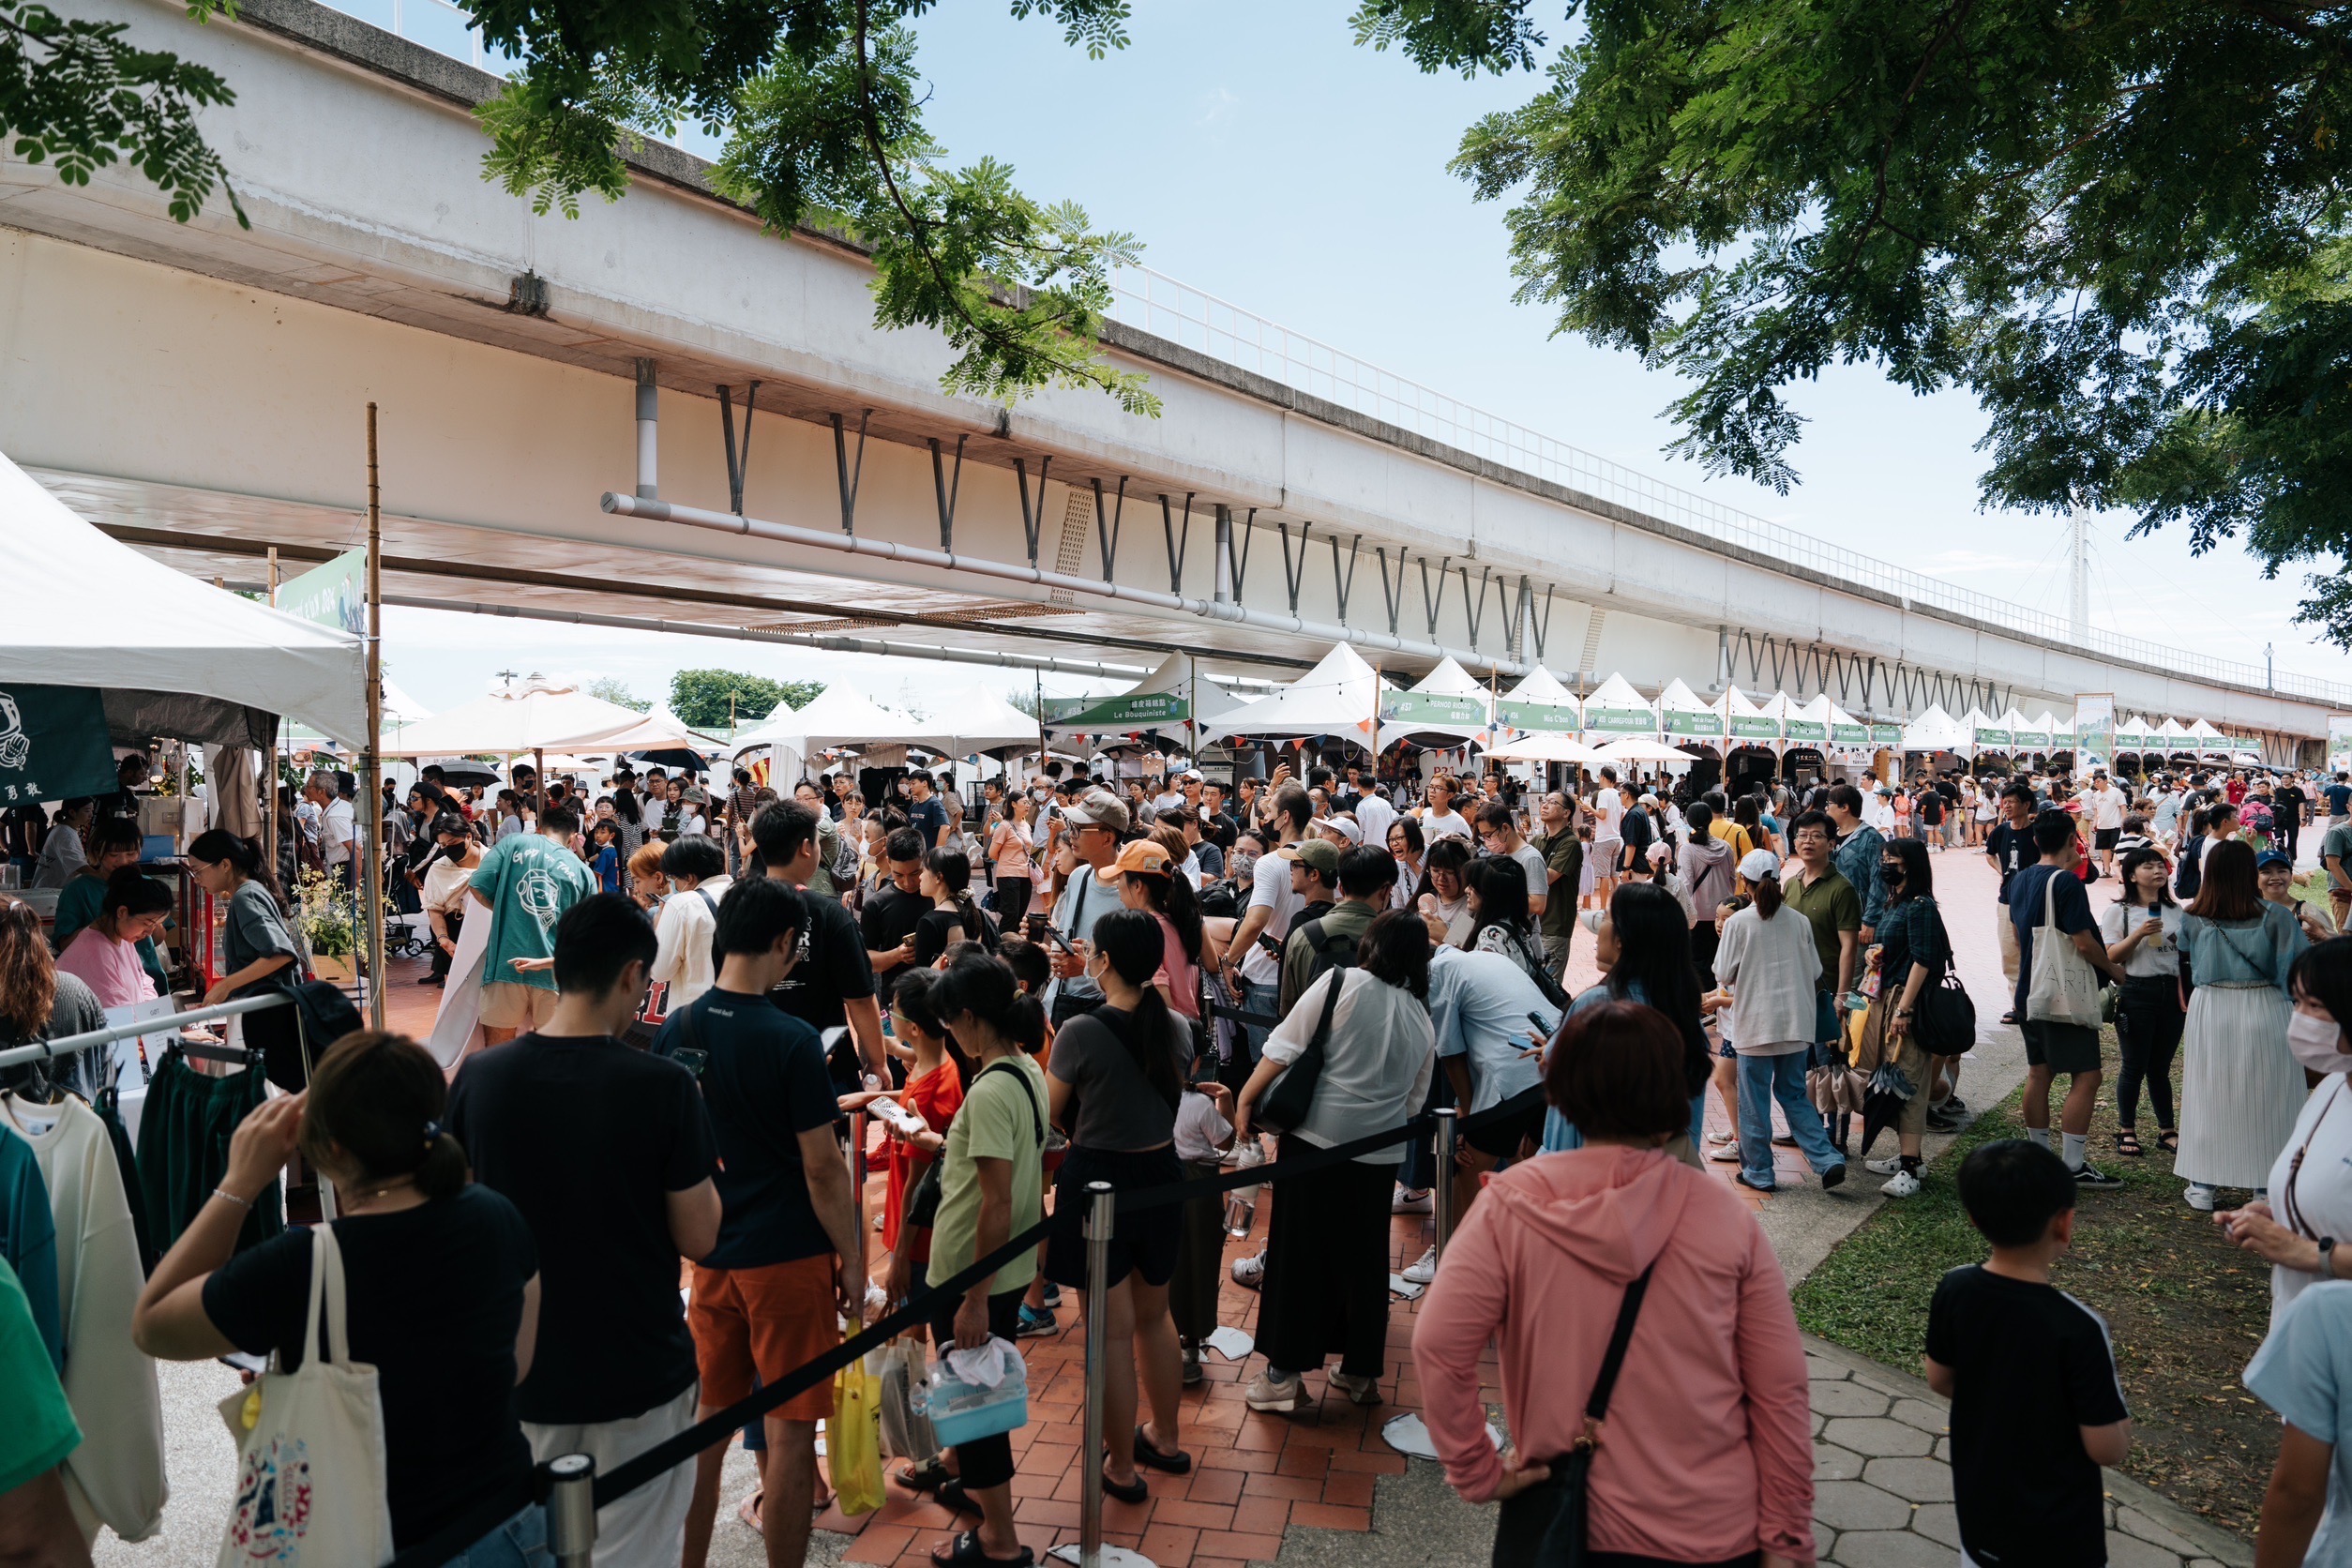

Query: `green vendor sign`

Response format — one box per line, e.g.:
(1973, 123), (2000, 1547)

(1041, 692), (1190, 730)
(1382, 693), (1488, 728)
(0, 684), (117, 805)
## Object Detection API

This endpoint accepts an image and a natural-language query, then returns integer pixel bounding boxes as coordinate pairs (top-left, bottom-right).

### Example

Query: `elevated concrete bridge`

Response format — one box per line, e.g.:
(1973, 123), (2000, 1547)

(5, 0), (2344, 757)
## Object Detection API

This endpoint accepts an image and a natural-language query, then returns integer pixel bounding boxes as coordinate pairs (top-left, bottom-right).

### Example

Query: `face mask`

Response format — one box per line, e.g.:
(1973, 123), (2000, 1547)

(2289, 1011), (2348, 1075)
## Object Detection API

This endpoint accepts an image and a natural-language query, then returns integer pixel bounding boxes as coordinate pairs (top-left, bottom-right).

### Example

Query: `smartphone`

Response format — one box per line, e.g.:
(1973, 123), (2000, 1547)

(1037, 922), (1076, 954)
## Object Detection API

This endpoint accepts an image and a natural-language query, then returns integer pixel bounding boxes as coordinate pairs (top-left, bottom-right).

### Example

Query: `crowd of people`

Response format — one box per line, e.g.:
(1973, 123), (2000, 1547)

(3, 745), (2352, 1568)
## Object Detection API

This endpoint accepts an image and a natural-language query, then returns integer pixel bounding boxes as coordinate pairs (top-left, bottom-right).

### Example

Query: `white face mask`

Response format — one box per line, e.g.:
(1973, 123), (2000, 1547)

(2288, 1011), (2349, 1075)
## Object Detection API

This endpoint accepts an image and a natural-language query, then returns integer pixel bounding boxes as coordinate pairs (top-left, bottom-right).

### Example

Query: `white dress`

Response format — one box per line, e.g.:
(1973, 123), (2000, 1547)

(2175, 907), (2308, 1191)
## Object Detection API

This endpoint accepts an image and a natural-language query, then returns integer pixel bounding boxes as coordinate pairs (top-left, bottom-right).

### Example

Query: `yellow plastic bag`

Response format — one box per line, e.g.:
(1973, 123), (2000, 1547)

(830, 1359), (886, 1517)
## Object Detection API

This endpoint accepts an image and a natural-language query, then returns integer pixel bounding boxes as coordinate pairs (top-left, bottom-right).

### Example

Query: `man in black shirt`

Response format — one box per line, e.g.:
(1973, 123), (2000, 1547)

(903, 771), (949, 850)
(860, 826), (929, 981)
(752, 802), (889, 1085)
(1199, 782), (1238, 852)
(2274, 776), (2306, 865)
(658, 878), (859, 1568)
(1983, 781), (2038, 1018)
(447, 893), (721, 1567)
(1927, 1141), (2131, 1566)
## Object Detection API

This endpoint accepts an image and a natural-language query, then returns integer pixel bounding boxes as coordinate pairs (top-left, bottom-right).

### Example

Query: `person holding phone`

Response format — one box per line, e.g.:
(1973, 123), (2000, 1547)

(862, 828), (931, 978)
(2102, 848), (2184, 1159)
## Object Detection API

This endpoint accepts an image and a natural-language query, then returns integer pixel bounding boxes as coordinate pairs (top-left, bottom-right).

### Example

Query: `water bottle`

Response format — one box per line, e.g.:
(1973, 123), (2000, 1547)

(1224, 1140), (1264, 1237)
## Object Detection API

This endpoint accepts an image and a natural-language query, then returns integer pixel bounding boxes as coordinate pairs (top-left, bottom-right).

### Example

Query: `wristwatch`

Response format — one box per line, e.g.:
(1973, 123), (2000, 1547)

(2322, 1237), (2337, 1278)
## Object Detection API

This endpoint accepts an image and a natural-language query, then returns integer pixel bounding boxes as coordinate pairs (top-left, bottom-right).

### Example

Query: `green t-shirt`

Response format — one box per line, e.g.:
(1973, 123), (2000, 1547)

(0, 1255), (79, 1496)
(928, 1054), (1048, 1297)
(1783, 867), (1862, 993)
(467, 834), (596, 993)
(1535, 830), (1585, 942)
(2326, 821), (2352, 887)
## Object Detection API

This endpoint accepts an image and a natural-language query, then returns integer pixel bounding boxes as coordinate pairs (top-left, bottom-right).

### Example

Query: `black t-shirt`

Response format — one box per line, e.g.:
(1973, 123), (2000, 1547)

(905, 796), (948, 848)
(653, 988), (840, 1270)
(202, 1187), (537, 1551)
(1919, 791), (1946, 824)
(1986, 822), (2033, 903)
(1926, 1265), (2128, 1566)
(447, 1034), (717, 1425)
(1620, 806), (1653, 852)
(862, 883), (929, 959)
(1199, 811), (1237, 852)
(915, 903), (997, 968)
(2276, 785), (2304, 819)
(770, 893), (877, 1087)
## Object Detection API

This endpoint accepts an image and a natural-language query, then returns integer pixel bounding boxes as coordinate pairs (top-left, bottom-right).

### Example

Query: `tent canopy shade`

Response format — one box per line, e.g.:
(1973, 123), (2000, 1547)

(380, 680), (694, 758)
(1197, 643), (1383, 749)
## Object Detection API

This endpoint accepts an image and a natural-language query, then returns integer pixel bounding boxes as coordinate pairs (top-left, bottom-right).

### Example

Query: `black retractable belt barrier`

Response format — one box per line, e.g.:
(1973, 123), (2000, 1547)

(387, 1078), (1554, 1568)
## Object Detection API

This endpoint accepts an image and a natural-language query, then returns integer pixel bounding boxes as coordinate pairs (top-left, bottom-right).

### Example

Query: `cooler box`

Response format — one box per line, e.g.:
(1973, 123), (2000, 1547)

(919, 1346), (1029, 1446)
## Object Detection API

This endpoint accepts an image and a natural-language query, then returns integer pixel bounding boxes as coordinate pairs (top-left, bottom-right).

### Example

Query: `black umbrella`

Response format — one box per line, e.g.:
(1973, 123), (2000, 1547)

(420, 760), (499, 788)
(625, 747), (719, 773)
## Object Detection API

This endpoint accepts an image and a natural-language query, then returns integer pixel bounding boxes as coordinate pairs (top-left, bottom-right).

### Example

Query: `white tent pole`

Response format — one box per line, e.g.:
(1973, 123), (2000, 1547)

(363, 405), (386, 1030)
(265, 547), (279, 894)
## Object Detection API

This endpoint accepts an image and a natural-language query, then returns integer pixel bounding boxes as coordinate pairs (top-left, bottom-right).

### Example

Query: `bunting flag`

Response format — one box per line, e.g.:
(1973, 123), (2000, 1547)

(747, 754), (772, 789)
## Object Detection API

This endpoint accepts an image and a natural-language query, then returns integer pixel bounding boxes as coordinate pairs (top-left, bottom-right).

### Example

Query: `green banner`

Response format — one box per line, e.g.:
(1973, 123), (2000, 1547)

(1041, 691), (1189, 730)
(2014, 731), (2053, 750)
(1584, 708), (1656, 735)
(1381, 692), (1487, 728)
(278, 547), (368, 637)
(1728, 715), (1783, 740)
(1832, 722), (1870, 746)
(1783, 718), (1828, 742)
(1973, 728), (2013, 748)
(0, 684), (117, 805)
(1869, 724), (1907, 746)
(1663, 710), (1725, 738)
(1495, 699), (1580, 734)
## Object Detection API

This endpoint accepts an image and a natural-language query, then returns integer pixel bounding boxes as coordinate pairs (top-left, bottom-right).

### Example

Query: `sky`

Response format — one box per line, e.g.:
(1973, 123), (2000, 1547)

(381, 0), (2341, 715)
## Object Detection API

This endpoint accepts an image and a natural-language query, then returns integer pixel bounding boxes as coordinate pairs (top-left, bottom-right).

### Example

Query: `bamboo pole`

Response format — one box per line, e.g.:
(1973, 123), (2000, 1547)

(265, 548), (279, 891)
(363, 405), (386, 1029)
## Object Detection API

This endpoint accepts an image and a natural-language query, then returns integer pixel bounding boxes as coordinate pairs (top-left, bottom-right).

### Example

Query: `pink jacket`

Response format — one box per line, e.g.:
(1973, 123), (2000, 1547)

(1410, 1145), (1816, 1563)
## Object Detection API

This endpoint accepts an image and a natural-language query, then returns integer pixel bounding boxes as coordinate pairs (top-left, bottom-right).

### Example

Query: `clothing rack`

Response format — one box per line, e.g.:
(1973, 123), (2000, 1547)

(170, 1038), (265, 1070)
(0, 993), (293, 1073)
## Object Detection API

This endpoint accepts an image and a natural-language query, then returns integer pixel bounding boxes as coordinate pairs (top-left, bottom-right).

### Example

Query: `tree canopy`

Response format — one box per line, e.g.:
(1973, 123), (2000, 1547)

(669, 668), (823, 727)
(1354, 0), (2352, 646)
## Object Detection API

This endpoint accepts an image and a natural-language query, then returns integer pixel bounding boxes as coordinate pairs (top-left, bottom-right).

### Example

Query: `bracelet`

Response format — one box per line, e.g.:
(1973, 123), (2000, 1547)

(211, 1186), (254, 1211)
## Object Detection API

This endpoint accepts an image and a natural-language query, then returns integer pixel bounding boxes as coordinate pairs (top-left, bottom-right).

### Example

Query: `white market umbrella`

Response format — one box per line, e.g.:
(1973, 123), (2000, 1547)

(1592, 736), (1702, 765)
(1482, 734), (1606, 765)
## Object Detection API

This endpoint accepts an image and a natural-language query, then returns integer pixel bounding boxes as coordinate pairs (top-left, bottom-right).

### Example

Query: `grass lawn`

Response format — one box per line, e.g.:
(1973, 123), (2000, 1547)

(1792, 1037), (2281, 1539)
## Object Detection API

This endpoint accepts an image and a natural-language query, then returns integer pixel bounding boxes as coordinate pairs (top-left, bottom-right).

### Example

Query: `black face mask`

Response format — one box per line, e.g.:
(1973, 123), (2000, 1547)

(1879, 865), (1906, 889)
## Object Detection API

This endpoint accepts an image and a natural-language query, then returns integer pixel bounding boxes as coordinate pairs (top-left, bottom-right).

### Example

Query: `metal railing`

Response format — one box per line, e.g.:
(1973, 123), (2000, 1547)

(1104, 264), (2352, 706)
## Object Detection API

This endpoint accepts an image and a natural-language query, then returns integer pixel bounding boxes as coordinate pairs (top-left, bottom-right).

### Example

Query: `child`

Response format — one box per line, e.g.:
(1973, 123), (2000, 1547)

(996, 935), (1067, 1337)
(878, 969), (966, 1253)
(1926, 1140), (2132, 1566)
(1169, 1075), (1237, 1384)
(586, 818), (622, 894)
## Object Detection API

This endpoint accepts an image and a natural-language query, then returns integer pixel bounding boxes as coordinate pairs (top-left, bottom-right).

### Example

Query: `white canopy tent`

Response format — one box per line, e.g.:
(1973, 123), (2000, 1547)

(1655, 677), (1726, 745)
(1378, 656), (1493, 751)
(1901, 704), (1971, 753)
(1499, 666), (1583, 736)
(1197, 642), (1383, 749)
(380, 679), (688, 758)
(743, 683), (947, 754)
(1777, 693), (1834, 748)
(2186, 717), (2229, 757)
(1721, 686), (1783, 747)
(1580, 672), (1658, 739)
(0, 449), (367, 746)
(1040, 651), (1244, 746)
(922, 686), (1046, 761)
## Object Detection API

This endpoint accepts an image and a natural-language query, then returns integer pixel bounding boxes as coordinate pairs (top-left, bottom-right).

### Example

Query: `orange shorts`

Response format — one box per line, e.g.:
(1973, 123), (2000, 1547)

(687, 1255), (840, 1425)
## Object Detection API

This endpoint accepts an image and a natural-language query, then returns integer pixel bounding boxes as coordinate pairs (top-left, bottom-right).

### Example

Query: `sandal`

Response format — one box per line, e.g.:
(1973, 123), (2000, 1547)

(738, 1492), (762, 1536)
(896, 1459), (955, 1495)
(1134, 1425), (1192, 1475)
(2116, 1129), (2143, 1158)
(1101, 1464), (1149, 1505)
(935, 1479), (986, 1517)
(2158, 1129), (2179, 1153)
(930, 1530), (1035, 1568)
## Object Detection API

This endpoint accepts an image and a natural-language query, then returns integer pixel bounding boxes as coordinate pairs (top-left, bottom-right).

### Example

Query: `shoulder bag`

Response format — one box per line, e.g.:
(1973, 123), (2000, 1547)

(215, 1226), (395, 1567)
(1516, 1260), (1656, 1568)
(1255, 970), (1346, 1138)
(903, 1060), (1045, 1231)
(2025, 871), (2103, 1028)
(1907, 903), (1975, 1054)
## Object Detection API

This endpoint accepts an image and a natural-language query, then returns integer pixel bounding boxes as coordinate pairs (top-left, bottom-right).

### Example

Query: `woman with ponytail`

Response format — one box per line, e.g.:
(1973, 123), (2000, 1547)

(1045, 906), (1192, 1498)
(187, 826), (308, 1082)
(134, 1031), (548, 1561)
(1111, 837), (1219, 1019)
(916, 846), (998, 967)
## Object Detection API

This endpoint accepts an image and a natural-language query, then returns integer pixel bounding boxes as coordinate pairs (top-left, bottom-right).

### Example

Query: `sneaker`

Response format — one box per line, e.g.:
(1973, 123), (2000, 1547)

(1244, 1369), (1304, 1412)
(1015, 1304), (1059, 1338)
(1707, 1141), (1742, 1163)
(1182, 1346), (1202, 1387)
(1327, 1370), (1382, 1406)
(1041, 1282), (1062, 1308)
(1400, 1246), (1439, 1286)
(1223, 1139), (1266, 1169)
(1771, 1133), (1797, 1148)
(2073, 1164), (2124, 1190)
(1732, 1171), (1776, 1194)
(1941, 1096), (1969, 1115)
(1231, 1251), (1266, 1289)
(1819, 1164), (1847, 1191)
(1880, 1168), (1923, 1199)
(2184, 1184), (2218, 1212)
(1391, 1185), (1433, 1214)
(1925, 1108), (1966, 1132)
(1865, 1155), (1903, 1176)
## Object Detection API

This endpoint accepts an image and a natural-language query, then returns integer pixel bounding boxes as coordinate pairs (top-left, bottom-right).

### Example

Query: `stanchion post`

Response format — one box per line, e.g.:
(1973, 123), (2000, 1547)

(1080, 1181), (1115, 1568)
(1433, 1108), (1458, 1259)
(545, 1453), (596, 1567)
(849, 1108), (868, 1316)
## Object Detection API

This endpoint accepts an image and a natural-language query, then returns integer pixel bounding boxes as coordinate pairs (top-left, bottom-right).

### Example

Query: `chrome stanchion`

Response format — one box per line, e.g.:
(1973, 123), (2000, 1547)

(1080, 1180), (1114, 1568)
(545, 1454), (596, 1567)
(850, 1108), (869, 1317)
(1432, 1108), (1459, 1259)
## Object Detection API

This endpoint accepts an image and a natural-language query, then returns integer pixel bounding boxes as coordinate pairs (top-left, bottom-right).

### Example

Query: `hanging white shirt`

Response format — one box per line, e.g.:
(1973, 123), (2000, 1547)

(31, 824), (85, 888)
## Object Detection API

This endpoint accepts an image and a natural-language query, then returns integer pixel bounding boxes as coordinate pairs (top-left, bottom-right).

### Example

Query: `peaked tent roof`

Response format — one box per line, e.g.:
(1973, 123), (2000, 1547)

(1902, 704), (1970, 751)
(1655, 678), (1712, 714)
(1411, 657), (1490, 699)
(1, 450), (368, 745)
(747, 683), (949, 754)
(1379, 656), (1492, 750)
(382, 680), (673, 757)
(1199, 642), (1382, 747)
(923, 686), (1045, 758)
(1506, 667), (1578, 705)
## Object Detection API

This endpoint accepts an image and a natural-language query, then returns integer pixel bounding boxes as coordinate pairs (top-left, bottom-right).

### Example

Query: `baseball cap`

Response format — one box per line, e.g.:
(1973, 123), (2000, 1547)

(1310, 815), (1363, 844)
(1638, 792), (1660, 807)
(1063, 788), (1132, 834)
(1277, 838), (1342, 877)
(1738, 848), (1783, 882)
(2256, 850), (2294, 871)
(1110, 838), (1176, 878)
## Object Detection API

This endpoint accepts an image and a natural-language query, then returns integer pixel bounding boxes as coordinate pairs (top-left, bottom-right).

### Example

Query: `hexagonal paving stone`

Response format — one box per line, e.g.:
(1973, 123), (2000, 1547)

(1862, 1456), (1953, 1503)
(1888, 1398), (1950, 1433)
(1909, 1502), (1963, 1548)
(1807, 1353), (1854, 1380)
(1932, 1436), (1951, 1462)
(1819, 1417), (1937, 1457)
(1813, 1380), (1896, 1418)
(1831, 1528), (1955, 1567)
(1812, 1480), (1913, 1532)
(2116, 1507), (2201, 1559)
(2106, 1528), (2189, 1568)
(1813, 1410), (1828, 1437)
(1814, 1442), (1866, 1481)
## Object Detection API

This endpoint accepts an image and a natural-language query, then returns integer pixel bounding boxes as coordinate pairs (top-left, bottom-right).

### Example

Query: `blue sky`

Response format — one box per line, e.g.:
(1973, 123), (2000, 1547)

(381, 0), (2340, 712)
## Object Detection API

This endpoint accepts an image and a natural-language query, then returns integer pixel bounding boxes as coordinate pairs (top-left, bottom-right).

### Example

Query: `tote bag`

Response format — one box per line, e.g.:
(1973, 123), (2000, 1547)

(216, 1225), (395, 1568)
(2025, 871), (2103, 1029)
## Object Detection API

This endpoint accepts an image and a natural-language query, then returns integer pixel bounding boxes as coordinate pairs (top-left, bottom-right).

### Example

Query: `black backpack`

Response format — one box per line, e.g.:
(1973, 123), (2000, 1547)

(1292, 915), (1363, 990)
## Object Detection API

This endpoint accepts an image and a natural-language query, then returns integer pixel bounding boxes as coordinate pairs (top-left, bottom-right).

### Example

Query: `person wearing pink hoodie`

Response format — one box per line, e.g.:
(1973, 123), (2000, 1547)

(1411, 998), (1815, 1567)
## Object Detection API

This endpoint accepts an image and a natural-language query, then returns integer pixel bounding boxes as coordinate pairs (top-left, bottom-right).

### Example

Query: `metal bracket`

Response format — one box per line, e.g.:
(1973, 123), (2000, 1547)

(1016, 456), (1053, 567)
(1160, 492), (1194, 593)
(830, 410), (872, 535)
(1092, 477), (1128, 582)
(1460, 564), (1493, 648)
(1419, 555), (1453, 638)
(930, 435), (967, 550)
(718, 382), (761, 515)
(1374, 548), (1405, 634)
(1229, 508), (1259, 598)
(1277, 520), (1312, 613)
(1330, 534), (1363, 625)
(1525, 579), (1558, 662)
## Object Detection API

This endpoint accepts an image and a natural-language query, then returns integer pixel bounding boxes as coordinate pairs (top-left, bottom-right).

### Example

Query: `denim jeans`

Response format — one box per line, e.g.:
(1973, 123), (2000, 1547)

(445, 1502), (549, 1568)
(1243, 979), (1282, 1063)
(1737, 1052), (1844, 1189)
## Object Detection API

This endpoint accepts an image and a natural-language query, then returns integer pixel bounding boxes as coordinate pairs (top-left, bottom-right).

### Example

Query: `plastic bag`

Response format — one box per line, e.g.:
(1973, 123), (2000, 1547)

(830, 1357), (885, 1517)
(876, 1338), (938, 1463)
